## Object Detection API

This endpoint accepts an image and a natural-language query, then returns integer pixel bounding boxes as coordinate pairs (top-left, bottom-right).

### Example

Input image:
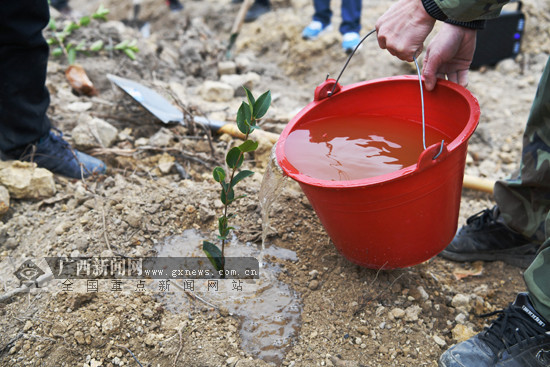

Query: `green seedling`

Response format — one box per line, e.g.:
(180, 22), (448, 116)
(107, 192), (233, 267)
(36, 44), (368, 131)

(203, 87), (271, 278)
(47, 4), (139, 64)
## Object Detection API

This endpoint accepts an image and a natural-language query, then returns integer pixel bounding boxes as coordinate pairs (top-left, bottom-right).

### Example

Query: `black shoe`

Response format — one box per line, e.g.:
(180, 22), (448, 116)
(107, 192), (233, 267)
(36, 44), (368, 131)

(244, 2), (271, 22)
(3, 130), (106, 179)
(439, 206), (539, 268)
(439, 293), (550, 366)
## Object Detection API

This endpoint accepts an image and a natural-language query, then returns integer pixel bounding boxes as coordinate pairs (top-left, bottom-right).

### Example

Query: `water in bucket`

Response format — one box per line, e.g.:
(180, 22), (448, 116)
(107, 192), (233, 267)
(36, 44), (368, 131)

(284, 115), (450, 181)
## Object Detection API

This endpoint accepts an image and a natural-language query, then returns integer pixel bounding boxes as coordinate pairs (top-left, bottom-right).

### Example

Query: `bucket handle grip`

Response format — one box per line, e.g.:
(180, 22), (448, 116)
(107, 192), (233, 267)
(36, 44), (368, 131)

(417, 142), (449, 172)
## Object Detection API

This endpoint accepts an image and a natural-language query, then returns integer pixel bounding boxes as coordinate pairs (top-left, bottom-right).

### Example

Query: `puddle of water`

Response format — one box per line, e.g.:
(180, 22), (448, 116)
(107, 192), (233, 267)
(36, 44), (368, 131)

(154, 228), (300, 365)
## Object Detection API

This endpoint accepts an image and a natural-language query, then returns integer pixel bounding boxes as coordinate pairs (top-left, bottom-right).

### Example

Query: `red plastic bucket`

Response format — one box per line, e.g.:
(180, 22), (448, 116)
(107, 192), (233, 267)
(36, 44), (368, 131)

(276, 76), (480, 269)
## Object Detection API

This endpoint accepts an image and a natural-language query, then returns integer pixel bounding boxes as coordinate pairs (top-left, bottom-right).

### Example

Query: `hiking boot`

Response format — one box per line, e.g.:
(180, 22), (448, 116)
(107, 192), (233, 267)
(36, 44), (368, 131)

(439, 293), (550, 367)
(3, 130), (106, 179)
(302, 20), (332, 40)
(244, 2), (271, 22)
(342, 32), (361, 53)
(439, 206), (538, 268)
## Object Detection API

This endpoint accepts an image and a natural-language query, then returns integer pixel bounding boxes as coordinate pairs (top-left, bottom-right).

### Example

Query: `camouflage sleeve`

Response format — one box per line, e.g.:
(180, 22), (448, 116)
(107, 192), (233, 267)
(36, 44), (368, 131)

(421, 0), (508, 22)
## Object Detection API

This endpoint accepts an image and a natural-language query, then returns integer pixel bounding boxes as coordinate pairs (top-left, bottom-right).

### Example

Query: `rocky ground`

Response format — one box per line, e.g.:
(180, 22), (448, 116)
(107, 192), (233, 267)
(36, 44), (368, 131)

(1, 0), (549, 366)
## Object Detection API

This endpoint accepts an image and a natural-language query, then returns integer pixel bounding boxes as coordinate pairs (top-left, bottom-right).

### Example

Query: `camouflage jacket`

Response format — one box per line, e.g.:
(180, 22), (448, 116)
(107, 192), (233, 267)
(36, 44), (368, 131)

(422, 0), (508, 22)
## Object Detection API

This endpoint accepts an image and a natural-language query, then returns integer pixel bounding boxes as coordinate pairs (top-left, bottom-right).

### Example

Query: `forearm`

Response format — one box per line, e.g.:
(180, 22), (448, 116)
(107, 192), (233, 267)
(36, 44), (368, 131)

(422, 0), (508, 22)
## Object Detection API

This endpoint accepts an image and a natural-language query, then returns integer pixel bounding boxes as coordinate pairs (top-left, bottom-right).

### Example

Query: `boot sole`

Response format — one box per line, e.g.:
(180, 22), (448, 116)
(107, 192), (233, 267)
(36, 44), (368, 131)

(439, 243), (539, 268)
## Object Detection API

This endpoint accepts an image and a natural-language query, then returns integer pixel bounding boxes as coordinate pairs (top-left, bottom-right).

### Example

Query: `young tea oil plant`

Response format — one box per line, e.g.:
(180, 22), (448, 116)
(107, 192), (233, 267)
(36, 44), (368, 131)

(203, 87), (271, 278)
(47, 4), (139, 64)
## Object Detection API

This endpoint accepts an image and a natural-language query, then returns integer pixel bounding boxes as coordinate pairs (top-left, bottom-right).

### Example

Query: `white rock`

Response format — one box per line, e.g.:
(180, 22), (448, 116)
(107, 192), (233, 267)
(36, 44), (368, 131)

(101, 316), (120, 334)
(218, 61), (237, 75)
(390, 308), (405, 319)
(433, 334), (446, 347)
(72, 117), (118, 148)
(66, 101), (93, 112)
(199, 80), (234, 102)
(149, 128), (174, 147)
(404, 305), (422, 322)
(451, 293), (472, 313)
(220, 72), (261, 96)
(158, 153), (175, 174)
(0, 185), (9, 216)
(0, 161), (56, 199)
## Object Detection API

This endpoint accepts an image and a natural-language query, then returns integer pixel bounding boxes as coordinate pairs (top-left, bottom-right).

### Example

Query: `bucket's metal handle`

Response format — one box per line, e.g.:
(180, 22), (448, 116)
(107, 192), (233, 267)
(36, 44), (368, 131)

(327, 28), (445, 160)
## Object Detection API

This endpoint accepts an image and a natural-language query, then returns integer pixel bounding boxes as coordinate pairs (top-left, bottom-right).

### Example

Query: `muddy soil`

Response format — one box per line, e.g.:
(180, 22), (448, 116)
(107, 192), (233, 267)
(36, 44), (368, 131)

(1, 0), (549, 366)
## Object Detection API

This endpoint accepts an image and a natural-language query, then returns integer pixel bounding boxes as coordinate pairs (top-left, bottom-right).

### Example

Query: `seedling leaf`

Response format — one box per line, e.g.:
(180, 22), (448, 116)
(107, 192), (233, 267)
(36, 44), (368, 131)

(254, 90), (271, 119)
(202, 241), (223, 271)
(231, 170), (254, 187)
(226, 147), (243, 169)
(236, 102), (252, 135)
(213, 166), (226, 183)
(238, 140), (258, 153)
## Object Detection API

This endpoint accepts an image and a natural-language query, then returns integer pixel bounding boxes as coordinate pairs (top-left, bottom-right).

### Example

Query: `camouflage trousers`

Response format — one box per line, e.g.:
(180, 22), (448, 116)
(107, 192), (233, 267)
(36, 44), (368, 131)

(492, 56), (550, 320)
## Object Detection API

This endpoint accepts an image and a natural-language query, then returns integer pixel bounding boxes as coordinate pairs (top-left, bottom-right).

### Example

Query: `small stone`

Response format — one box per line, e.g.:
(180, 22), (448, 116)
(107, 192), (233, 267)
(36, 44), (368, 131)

(72, 117), (118, 148)
(404, 305), (422, 322)
(219, 307), (230, 317)
(74, 330), (85, 345)
(452, 324), (477, 343)
(218, 61), (237, 75)
(220, 72), (261, 96)
(149, 128), (174, 147)
(390, 308), (405, 319)
(55, 221), (71, 235)
(0, 161), (56, 199)
(308, 279), (320, 290)
(309, 269), (319, 279)
(23, 321), (33, 332)
(356, 326), (370, 335)
(158, 153), (175, 174)
(102, 316), (120, 334)
(0, 185), (9, 216)
(455, 312), (468, 324)
(433, 334), (446, 347)
(226, 356), (239, 365)
(142, 308), (154, 319)
(199, 80), (234, 102)
(451, 293), (472, 313)
(125, 211), (142, 228)
(67, 101), (93, 112)
(144, 333), (158, 347)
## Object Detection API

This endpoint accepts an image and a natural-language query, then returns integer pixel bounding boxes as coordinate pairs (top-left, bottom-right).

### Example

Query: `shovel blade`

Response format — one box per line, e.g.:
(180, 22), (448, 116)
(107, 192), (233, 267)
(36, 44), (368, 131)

(107, 74), (183, 124)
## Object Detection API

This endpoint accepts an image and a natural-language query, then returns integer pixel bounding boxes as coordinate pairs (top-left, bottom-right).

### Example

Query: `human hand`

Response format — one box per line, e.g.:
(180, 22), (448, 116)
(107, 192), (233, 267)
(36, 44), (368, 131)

(375, 0), (436, 61)
(422, 23), (477, 91)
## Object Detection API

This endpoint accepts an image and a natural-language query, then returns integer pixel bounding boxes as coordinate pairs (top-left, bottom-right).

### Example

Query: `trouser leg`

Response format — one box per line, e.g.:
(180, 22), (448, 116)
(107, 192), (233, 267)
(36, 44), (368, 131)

(494, 56), (550, 244)
(312, 0), (332, 26)
(510, 56), (550, 320)
(0, 0), (51, 152)
(339, 0), (362, 34)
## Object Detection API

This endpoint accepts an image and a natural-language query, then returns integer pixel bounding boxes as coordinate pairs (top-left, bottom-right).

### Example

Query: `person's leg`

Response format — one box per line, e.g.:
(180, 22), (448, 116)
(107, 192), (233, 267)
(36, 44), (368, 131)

(0, 0), (51, 152)
(339, 0), (362, 34)
(312, 0), (332, 26)
(493, 56), (550, 244)
(439, 56), (550, 367)
(0, 0), (105, 178)
(244, 0), (271, 23)
(440, 56), (550, 267)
